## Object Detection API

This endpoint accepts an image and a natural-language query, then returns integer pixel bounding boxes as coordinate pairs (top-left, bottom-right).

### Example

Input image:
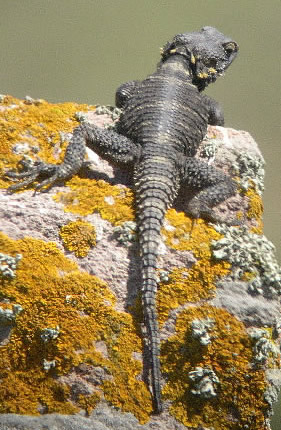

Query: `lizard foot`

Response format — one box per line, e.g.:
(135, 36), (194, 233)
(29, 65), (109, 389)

(188, 204), (243, 226)
(5, 160), (59, 193)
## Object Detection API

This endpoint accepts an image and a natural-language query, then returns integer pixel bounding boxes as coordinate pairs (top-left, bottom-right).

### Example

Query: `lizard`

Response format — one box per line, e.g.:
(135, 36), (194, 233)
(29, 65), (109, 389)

(5, 26), (239, 414)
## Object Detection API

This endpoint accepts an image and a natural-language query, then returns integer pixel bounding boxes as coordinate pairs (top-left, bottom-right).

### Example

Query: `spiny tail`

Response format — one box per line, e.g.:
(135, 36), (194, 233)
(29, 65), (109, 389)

(135, 157), (179, 413)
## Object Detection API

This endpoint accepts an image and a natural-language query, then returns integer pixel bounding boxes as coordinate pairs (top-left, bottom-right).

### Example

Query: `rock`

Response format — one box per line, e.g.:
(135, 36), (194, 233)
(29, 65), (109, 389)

(0, 96), (280, 429)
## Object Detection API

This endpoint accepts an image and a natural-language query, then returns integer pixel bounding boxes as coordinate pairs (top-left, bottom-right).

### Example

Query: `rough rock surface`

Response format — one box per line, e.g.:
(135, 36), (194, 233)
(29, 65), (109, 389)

(0, 97), (280, 429)
(0, 403), (187, 430)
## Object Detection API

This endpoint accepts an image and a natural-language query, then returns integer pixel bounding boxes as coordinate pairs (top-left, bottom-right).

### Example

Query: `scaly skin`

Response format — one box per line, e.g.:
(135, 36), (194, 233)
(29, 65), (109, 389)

(5, 27), (239, 414)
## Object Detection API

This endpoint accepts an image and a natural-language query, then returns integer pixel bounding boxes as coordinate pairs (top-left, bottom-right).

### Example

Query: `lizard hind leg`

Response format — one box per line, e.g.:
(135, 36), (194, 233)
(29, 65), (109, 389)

(182, 157), (240, 225)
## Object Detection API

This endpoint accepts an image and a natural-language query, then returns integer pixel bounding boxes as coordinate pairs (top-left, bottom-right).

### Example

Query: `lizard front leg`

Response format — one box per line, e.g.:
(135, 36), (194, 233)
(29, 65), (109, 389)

(115, 80), (141, 108)
(6, 123), (141, 192)
(201, 94), (225, 126)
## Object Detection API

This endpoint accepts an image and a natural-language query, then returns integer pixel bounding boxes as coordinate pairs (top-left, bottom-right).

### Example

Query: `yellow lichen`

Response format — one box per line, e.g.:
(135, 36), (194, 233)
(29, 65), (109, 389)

(54, 177), (134, 225)
(0, 96), (93, 189)
(77, 392), (101, 416)
(59, 219), (96, 257)
(158, 210), (230, 324)
(161, 305), (268, 430)
(163, 209), (223, 256)
(241, 271), (257, 282)
(0, 96), (134, 226)
(1, 96), (271, 427)
(246, 188), (264, 234)
(0, 232), (152, 422)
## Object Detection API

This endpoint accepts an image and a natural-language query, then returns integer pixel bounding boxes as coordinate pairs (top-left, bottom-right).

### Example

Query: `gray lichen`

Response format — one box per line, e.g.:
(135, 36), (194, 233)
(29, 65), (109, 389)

(0, 252), (22, 279)
(95, 105), (122, 123)
(40, 326), (60, 343)
(212, 225), (281, 298)
(77, 105), (123, 129)
(59, 131), (72, 144)
(264, 369), (281, 410)
(188, 366), (220, 398)
(113, 221), (137, 246)
(43, 359), (57, 371)
(232, 151), (265, 195)
(157, 270), (170, 283)
(191, 317), (215, 345)
(23, 95), (43, 105)
(249, 328), (279, 365)
(74, 111), (88, 122)
(0, 304), (23, 324)
(199, 136), (219, 161)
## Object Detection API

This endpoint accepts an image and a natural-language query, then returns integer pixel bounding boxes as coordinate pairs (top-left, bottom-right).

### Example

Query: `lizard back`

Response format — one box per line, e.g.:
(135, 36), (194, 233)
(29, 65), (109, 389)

(117, 55), (211, 413)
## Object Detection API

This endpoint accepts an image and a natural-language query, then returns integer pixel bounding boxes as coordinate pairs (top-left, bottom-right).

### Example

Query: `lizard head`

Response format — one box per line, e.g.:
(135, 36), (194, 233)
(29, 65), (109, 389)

(161, 26), (238, 90)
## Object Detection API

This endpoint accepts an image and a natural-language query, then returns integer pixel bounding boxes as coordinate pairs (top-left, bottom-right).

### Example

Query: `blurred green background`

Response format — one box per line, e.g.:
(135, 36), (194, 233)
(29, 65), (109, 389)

(0, 1), (280, 426)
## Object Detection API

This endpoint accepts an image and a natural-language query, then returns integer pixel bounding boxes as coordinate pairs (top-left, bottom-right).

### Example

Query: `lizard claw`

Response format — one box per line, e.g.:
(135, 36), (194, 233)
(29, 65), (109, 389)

(5, 160), (59, 193)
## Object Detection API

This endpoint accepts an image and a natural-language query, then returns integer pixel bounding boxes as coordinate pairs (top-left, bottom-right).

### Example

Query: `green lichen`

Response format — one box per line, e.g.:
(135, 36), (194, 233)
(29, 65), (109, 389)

(0, 232), (152, 422)
(59, 219), (96, 257)
(161, 305), (268, 429)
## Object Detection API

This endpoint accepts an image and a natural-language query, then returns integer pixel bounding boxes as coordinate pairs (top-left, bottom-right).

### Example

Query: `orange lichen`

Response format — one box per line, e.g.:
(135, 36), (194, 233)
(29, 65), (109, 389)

(0, 95), (93, 189)
(0, 232), (152, 422)
(59, 219), (96, 257)
(158, 210), (230, 324)
(54, 177), (134, 225)
(161, 305), (268, 429)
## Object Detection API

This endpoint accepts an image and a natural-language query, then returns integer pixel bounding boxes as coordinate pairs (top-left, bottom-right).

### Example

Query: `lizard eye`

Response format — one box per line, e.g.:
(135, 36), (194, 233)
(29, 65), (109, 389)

(223, 42), (238, 56)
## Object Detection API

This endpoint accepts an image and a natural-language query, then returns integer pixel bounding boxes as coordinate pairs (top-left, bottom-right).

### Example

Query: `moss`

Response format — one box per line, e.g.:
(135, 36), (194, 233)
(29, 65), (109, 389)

(59, 219), (96, 257)
(0, 232), (152, 422)
(54, 177), (134, 225)
(161, 305), (268, 429)
(158, 210), (230, 325)
(0, 96), (94, 189)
